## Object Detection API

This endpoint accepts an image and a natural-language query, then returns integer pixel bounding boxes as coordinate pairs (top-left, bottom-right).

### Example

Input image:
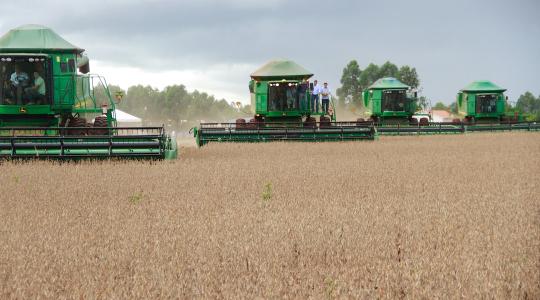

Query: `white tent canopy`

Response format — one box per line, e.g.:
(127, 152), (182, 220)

(114, 109), (142, 127)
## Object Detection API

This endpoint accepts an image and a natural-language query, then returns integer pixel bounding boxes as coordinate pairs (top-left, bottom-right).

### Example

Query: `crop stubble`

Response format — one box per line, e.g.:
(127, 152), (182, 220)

(0, 132), (539, 298)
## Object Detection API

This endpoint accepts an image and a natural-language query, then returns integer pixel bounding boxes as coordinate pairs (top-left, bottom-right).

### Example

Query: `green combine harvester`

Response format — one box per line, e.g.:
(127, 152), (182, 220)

(361, 77), (464, 134)
(193, 59), (375, 146)
(454, 80), (538, 132)
(357, 77), (538, 134)
(362, 77), (418, 123)
(0, 25), (177, 159)
(457, 80), (507, 123)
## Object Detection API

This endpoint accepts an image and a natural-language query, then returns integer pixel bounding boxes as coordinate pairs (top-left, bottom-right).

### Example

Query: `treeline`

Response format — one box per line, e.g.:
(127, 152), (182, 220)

(513, 92), (540, 121)
(94, 84), (250, 130)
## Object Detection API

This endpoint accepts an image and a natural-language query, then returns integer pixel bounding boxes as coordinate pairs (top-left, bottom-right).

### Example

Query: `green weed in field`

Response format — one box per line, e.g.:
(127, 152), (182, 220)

(262, 183), (272, 202)
(129, 191), (144, 204)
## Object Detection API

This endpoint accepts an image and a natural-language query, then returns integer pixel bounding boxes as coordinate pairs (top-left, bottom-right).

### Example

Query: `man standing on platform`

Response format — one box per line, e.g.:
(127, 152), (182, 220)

(311, 79), (322, 113)
(321, 82), (331, 115)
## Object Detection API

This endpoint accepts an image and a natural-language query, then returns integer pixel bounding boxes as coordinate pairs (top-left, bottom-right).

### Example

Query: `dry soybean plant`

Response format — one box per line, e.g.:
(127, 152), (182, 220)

(0, 132), (539, 299)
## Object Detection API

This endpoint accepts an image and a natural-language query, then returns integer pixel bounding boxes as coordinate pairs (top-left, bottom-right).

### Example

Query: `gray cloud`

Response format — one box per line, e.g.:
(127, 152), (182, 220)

(1, 0), (539, 103)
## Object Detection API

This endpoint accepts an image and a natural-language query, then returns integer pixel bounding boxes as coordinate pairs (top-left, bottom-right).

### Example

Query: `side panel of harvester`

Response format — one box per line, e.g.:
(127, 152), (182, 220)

(250, 80), (268, 114)
(52, 53), (77, 108)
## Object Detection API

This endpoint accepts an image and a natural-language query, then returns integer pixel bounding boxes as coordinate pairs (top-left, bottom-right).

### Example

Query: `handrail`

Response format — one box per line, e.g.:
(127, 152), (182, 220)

(329, 95), (337, 121)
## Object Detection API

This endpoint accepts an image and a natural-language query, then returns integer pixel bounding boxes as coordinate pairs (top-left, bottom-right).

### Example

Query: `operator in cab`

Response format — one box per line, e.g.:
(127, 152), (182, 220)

(25, 71), (46, 104)
(10, 65), (29, 105)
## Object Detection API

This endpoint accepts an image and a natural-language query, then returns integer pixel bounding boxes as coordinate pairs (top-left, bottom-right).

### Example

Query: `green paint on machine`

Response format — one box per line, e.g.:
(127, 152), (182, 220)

(362, 77), (418, 123)
(0, 25), (177, 159)
(456, 80), (508, 123)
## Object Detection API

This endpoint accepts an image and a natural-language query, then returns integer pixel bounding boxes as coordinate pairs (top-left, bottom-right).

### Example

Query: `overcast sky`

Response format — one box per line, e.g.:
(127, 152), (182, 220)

(1, 0), (539, 105)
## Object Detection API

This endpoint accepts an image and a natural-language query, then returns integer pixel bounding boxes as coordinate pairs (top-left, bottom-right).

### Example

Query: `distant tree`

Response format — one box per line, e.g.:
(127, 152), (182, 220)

(433, 101), (449, 111)
(353, 61), (420, 92)
(336, 60), (363, 107)
(516, 92), (540, 114)
(515, 91), (540, 121)
(448, 101), (458, 114)
(358, 63), (380, 90)
(377, 61), (399, 78)
(91, 83), (124, 107)
(119, 85), (161, 119)
(397, 66), (420, 88)
(239, 104), (252, 115)
(417, 96), (430, 111)
(116, 84), (241, 129)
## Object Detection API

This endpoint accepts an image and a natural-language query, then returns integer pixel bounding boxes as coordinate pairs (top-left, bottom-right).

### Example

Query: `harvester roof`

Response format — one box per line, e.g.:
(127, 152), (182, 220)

(460, 81), (506, 92)
(368, 77), (409, 90)
(250, 59), (313, 80)
(0, 24), (84, 54)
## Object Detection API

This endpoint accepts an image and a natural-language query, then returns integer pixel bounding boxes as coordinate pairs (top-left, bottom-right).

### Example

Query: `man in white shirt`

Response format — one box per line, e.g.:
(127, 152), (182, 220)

(10, 65), (30, 105)
(311, 79), (322, 113)
(286, 85), (296, 109)
(10, 65), (29, 88)
(321, 82), (331, 115)
(25, 72), (46, 104)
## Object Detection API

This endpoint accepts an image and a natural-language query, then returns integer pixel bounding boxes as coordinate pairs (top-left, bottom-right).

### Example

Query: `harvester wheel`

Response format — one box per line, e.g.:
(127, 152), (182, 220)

(500, 116), (515, 124)
(419, 117), (429, 126)
(93, 116), (109, 135)
(464, 116), (475, 125)
(319, 116), (331, 128)
(68, 117), (88, 135)
(246, 118), (260, 129)
(303, 117), (316, 128)
(409, 118), (418, 126)
(235, 118), (246, 129)
(452, 118), (461, 125)
(368, 116), (379, 125)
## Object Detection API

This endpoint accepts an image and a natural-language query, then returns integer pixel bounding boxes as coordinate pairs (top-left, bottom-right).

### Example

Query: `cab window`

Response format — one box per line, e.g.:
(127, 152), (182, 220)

(0, 56), (50, 105)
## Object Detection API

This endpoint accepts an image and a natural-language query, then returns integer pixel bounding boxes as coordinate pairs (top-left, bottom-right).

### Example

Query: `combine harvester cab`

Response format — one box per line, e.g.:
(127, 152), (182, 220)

(456, 81), (538, 132)
(194, 59), (375, 146)
(0, 25), (177, 159)
(362, 77), (464, 135)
